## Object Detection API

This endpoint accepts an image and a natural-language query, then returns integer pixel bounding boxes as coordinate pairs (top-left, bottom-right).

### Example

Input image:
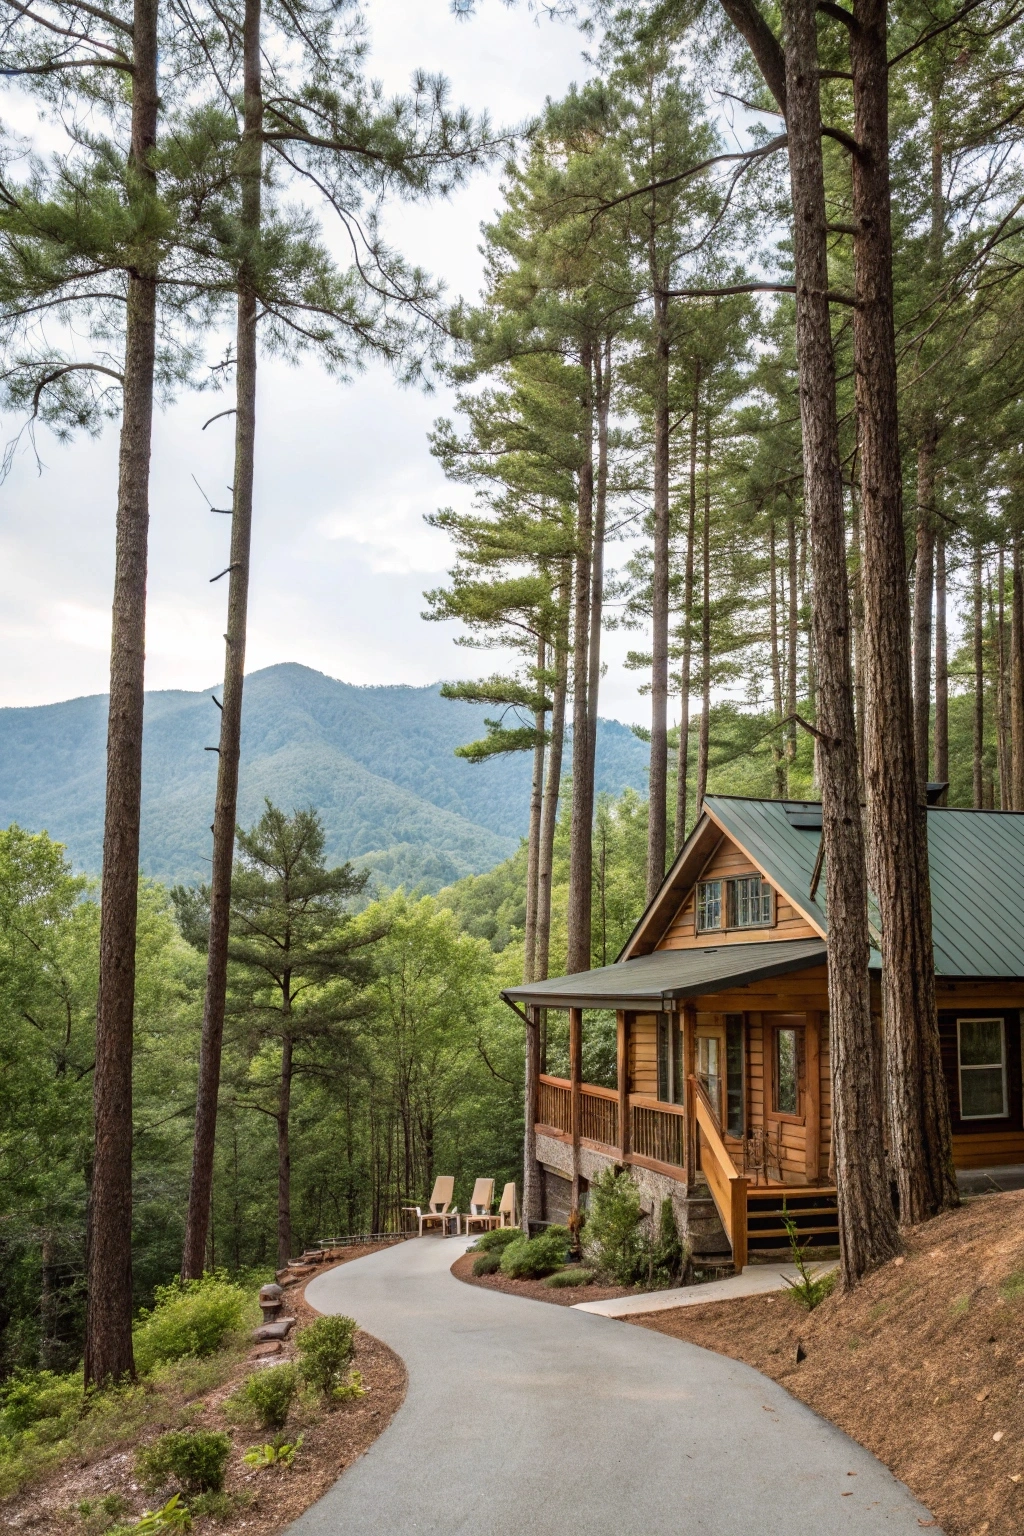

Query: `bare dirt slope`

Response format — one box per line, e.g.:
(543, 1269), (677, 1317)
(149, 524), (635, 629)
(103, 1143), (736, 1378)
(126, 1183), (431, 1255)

(630, 1190), (1024, 1536)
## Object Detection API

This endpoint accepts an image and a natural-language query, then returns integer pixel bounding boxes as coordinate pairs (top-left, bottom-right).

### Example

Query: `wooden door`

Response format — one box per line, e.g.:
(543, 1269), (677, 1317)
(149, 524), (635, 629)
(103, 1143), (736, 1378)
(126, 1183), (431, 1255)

(695, 1017), (727, 1127)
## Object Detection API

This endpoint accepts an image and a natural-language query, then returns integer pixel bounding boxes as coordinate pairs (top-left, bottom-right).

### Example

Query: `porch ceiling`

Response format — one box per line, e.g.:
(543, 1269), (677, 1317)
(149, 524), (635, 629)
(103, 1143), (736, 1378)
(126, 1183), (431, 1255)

(502, 937), (827, 1011)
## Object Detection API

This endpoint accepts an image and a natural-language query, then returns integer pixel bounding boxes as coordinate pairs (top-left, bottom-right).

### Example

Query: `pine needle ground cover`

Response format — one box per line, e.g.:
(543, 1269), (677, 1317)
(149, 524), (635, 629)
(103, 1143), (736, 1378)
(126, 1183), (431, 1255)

(628, 1190), (1024, 1536)
(0, 1252), (405, 1536)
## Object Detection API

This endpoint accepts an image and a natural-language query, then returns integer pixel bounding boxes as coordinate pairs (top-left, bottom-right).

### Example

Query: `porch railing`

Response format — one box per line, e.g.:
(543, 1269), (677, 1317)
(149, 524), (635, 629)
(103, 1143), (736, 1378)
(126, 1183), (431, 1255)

(630, 1097), (685, 1168)
(690, 1074), (748, 1269)
(581, 1082), (620, 1148)
(538, 1074), (620, 1148)
(538, 1075), (571, 1134)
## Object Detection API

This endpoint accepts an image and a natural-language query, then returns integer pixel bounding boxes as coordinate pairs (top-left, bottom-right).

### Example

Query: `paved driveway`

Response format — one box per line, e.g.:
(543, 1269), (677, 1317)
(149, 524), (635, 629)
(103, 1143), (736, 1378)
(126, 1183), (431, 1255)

(292, 1236), (938, 1535)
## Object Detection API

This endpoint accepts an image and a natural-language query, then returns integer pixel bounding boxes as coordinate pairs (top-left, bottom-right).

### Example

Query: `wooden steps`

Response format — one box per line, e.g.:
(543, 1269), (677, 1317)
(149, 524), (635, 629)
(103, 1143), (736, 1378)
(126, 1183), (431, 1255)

(745, 1187), (839, 1252)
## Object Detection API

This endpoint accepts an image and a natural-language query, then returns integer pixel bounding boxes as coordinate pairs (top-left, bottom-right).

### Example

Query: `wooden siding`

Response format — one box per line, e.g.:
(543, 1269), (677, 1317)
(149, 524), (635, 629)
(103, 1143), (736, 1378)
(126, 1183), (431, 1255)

(657, 836), (819, 950)
(629, 1012), (658, 1097)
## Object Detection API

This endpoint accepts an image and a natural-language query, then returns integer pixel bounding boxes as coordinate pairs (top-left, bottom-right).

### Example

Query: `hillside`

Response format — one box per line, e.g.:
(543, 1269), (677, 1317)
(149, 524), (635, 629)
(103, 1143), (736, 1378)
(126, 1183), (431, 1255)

(0, 663), (649, 889)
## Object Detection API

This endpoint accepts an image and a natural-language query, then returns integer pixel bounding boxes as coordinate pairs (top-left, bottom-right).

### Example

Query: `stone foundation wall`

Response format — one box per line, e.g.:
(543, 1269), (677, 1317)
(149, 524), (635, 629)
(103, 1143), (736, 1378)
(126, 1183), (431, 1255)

(534, 1132), (730, 1259)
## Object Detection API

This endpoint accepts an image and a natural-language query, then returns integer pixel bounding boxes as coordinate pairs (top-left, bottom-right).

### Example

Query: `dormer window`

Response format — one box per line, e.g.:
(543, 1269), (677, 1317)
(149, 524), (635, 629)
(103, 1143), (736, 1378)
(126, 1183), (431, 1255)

(696, 874), (774, 932)
(697, 880), (722, 932)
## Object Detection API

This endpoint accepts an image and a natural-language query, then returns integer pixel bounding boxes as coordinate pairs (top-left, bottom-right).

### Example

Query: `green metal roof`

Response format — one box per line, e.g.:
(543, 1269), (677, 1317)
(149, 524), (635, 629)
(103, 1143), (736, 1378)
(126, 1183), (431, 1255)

(704, 795), (1024, 979)
(502, 938), (827, 1010)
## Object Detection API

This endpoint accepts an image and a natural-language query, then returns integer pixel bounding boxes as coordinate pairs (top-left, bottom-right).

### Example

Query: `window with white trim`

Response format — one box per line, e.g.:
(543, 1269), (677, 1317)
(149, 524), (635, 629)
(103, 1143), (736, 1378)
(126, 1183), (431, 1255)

(696, 880), (722, 932)
(958, 1017), (1008, 1120)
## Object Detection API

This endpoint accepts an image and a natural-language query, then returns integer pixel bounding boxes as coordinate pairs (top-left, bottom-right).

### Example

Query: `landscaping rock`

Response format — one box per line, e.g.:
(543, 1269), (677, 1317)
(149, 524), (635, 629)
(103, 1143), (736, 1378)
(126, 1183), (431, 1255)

(253, 1317), (296, 1342)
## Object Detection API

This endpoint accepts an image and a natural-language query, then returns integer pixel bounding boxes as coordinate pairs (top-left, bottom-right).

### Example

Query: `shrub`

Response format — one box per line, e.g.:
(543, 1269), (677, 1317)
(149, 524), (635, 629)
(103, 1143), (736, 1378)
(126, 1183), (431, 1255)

(296, 1315), (356, 1397)
(473, 1227), (522, 1253)
(499, 1226), (569, 1280)
(133, 1277), (247, 1375)
(0, 1370), (81, 1440)
(243, 1434), (304, 1470)
(472, 1251), (501, 1276)
(645, 1198), (687, 1289)
(130, 1494), (192, 1534)
(231, 1364), (299, 1430)
(780, 1205), (837, 1311)
(544, 1268), (596, 1289)
(137, 1430), (232, 1494)
(585, 1169), (644, 1284)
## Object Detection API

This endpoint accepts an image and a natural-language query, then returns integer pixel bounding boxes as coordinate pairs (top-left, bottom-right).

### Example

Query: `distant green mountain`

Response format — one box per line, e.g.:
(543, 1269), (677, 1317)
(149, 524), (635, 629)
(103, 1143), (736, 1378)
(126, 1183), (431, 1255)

(0, 663), (650, 891)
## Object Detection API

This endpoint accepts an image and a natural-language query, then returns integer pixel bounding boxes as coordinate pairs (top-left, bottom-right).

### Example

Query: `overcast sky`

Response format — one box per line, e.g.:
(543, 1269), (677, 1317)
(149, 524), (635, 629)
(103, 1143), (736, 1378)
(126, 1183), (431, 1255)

(0, 2), (663, 724)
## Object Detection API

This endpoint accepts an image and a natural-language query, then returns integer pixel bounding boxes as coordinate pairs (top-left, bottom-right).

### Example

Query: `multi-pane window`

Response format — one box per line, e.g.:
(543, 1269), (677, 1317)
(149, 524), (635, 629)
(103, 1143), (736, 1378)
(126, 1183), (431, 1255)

(729, 875), (773, 928)
(696, 880), (722, 932)
(697, 874), (773, 932)
(656, 1013), (684, 1104)
(958, 1018), (1007, 1119)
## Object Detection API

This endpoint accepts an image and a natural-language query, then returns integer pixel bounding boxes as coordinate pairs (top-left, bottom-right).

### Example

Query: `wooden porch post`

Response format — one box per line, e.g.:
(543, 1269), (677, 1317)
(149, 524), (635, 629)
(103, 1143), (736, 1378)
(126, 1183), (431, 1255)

(682, 1003), (697, 1186)
(522, 1005), (542, 1232)
(616, 1010), (630, 1162)
(569, 1006), (583, 1238)
(805, 1012), (822, 1185)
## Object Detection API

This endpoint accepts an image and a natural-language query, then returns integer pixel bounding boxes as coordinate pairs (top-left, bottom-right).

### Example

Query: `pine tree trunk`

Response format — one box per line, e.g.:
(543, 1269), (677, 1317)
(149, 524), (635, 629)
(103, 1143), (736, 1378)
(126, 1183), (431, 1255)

(850, 0), (956, 1223)
(1011, 538), (1024, 810)
(974, 550), (985, 809)
(997, 550), (1009, 805)
(913, 434), (936, 800)
(523, 633), (546, 985)
(278, 1030), (293, 1269)
(536, 622), (567, 990)
(84, 0), (160, 1388)
(647, 289), (671, 898)
(566, 342), (595, 975)
(769, 523), (786, 798)
(934, 532), (948, 788)
(587, 340), (609, 798)
(696, 417), (711, 810)
(786, 514), (798, 781)
(181, 0), (263, 1282)
(781, 0), (899, 1284)
(674, 371), (699, 850)
(851, 471), (866, 775)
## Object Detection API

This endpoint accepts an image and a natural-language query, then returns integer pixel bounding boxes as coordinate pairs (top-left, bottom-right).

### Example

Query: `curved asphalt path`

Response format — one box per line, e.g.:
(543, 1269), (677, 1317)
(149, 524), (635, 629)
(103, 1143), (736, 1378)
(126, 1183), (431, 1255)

(292, 1236), (938, 1536)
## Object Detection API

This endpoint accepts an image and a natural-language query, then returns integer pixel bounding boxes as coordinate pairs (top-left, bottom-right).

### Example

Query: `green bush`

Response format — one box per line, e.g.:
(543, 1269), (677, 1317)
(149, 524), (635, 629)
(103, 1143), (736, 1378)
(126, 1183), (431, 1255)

(499, 1226), (569, 1280)
(137, 1430), (232, 1494)
(472, 1251), (502, 1276)
(585, 1169), (644, 1283)
(646, 1198), (687, 1289)
(296, 1315), (357, 1397)
(232, 1365), (299, 1430)
(0, 1370), (81, 1440)
(544, 1267), (596, 1289)
(133, 1276), (247, 1375)
(473, 1227), (522, 1253)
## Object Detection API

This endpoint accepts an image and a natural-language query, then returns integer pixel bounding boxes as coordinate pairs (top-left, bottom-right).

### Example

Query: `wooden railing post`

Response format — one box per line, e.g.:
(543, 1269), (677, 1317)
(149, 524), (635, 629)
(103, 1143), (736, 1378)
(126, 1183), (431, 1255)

(523, 1005), (541, 1232)
(569, 1006), (583, 1232)
(616, 1010), (630, 1162)
(682, 1004), (697, 1186)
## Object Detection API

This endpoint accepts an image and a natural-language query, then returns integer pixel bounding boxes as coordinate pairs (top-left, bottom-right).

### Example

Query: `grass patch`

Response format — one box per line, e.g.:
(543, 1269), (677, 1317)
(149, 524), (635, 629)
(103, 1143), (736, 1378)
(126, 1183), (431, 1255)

(999, 1270), (1024, 1302)
(950, 1294), (971, 1319)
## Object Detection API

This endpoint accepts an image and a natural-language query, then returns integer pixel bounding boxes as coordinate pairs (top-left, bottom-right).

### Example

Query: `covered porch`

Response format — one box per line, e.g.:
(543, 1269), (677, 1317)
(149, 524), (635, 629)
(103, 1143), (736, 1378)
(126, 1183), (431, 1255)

(504, 940), (839, 1270)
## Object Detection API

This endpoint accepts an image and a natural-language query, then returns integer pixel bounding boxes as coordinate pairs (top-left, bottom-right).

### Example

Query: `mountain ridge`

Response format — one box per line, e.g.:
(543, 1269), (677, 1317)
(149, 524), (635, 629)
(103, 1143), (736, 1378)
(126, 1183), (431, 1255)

(0, 663), (650, 891)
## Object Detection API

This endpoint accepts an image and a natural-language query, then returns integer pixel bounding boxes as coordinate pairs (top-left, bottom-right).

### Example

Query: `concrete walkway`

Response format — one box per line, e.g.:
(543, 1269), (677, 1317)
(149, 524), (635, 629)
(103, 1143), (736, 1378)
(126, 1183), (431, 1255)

(576, 1261), (833, 1317)
(291, 1236), (938, 1536)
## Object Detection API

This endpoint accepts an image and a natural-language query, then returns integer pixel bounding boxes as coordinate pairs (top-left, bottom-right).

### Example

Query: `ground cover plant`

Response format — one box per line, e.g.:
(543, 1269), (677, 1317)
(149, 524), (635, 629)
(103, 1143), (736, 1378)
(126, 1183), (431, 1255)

(0, 1253), (406, 1536)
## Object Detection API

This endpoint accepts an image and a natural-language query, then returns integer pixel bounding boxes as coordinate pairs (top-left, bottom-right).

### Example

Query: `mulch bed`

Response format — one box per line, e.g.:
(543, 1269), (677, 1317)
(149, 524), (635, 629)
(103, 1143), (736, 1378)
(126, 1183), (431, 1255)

(450, 1251), (635, 1307)
(628, 1191), (1024, 1536)
(3, 1245), (407, 1536)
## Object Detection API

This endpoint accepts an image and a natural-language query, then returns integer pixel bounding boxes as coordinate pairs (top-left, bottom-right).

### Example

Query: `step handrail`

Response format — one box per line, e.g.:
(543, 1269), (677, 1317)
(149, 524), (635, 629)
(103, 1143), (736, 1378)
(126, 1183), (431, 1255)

(689, 1074), (748, 1270)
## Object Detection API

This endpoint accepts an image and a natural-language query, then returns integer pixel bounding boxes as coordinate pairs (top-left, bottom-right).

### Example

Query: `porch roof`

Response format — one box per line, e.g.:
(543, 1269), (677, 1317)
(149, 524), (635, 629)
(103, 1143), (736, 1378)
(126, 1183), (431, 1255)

(502, 937), (827, 1011)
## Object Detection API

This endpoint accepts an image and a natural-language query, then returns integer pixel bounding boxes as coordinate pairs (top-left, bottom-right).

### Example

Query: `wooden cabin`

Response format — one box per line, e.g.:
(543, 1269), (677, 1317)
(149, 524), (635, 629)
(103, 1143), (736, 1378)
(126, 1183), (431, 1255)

(503, 796), (1024, 1268)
